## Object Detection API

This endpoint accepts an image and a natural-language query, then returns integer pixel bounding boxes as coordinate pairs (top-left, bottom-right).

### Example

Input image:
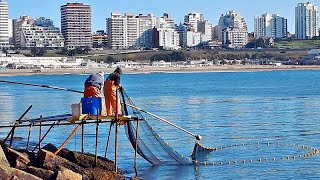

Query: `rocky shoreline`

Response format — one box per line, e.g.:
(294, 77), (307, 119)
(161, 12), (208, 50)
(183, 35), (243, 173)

(0, 142), (132, 180)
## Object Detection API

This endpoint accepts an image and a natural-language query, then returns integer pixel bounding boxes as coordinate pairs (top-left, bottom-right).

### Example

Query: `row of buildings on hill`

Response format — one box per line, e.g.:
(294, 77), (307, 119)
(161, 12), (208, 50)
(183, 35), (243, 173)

(0, 1), (319, 50)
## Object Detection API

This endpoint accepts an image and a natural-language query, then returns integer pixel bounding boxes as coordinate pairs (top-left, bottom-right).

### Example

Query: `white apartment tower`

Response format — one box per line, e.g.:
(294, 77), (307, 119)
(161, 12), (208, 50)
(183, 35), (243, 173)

(107, 13), (139, 49)
(198, 20), (213, 42)
(0, 0), (8, 48)
(184, 13), (204, 32)
(295, 2), (319, 39)
(162, 13), (175, 29)
(138, 14), (157, 48)
(152, 27), (179, 50)
(61, 3), (92, 49)
(218, 10), (248, 48)
(13, 16), (64, 49)
(12, 16), (34, 47)
(8, 18), (12, 45)
(254, 13), (287, 39)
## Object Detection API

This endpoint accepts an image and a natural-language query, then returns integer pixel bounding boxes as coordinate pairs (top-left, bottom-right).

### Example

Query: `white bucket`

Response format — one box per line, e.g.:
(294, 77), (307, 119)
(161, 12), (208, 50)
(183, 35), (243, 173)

(71, 104), (81, 116)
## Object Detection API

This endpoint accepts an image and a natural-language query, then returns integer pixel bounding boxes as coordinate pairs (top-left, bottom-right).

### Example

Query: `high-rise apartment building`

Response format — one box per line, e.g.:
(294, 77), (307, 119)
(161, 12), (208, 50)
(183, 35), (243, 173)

(162, 13), (175, 29)
(184, 13), (204, 32)
(13, 16), (64, 49)
(254, 13), (287, 39)
(218, 10), (248, 48)
(0, 0), (9, 48)
(138, 14), (157, 48)
(198, 20), (212, 42)
(61, 3), (92, 49)
(107, 13), (139, 49)
(13, 16), (34, 47)
(152, 27), (179, 50)
(295, 2), (319, 39)
(8, 19), (12, 45)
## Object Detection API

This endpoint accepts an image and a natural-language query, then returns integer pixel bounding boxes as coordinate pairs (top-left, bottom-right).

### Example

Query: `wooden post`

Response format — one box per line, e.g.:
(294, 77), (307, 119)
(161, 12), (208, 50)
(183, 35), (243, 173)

(26, 123), (33, 150)
(54, 123), (82, 155)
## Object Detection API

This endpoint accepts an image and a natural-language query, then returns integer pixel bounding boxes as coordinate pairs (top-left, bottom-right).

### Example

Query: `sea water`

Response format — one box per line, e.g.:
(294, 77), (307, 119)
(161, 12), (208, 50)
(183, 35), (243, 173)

(0, 70), (319, 179)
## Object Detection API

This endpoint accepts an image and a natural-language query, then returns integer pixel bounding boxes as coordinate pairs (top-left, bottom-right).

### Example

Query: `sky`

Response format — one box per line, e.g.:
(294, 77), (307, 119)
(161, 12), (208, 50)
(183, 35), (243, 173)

(7, 0), (320, 33)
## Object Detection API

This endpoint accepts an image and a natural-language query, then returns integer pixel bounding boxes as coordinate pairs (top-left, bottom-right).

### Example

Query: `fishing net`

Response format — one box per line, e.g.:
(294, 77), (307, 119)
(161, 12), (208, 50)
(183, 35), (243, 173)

(120, 88), (192, 165)
(119, 88), (319, 166)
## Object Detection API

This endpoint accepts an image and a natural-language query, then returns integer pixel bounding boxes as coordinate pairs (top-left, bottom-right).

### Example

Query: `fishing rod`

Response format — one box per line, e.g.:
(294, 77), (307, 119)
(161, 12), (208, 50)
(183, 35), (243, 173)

(125, 103), (202, 140)
(0, 80), (202, 140)
(0, 80), (83, 94)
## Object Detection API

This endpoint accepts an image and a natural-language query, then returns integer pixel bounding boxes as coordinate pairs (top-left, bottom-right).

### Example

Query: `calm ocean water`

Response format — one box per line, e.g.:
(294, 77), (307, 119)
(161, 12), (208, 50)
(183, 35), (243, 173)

(0, 70), (320, 179)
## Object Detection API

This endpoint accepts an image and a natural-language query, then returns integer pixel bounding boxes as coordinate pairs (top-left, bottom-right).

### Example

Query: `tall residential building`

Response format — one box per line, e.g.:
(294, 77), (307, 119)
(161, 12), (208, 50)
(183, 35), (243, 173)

(162, 13), (175, 29)
(198, 20), (212, 42)
(13, 16), (64, 49)
(222, 27), (248, 48)
(92, 30), (108, 48)
(184, 13), (204, 32)
(0, 0), (9, 48)
(8, 19), (12, 45)
(254, 13), (287, 39)
(107, 13), (139, 49)
(152, 27), (179, 50)
(295, 2), (319, 39)
(183, 31), (201, 47)
(138, 14), (157, 48)
(61, 3), (92, 49)
(218, 10), (248, 47)
(13, 16), (34, 47)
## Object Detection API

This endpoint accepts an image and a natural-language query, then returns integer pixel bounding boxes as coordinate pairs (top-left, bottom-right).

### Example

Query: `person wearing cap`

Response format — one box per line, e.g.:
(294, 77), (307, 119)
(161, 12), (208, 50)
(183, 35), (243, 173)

(84, 71), (105, 98)
(104, 67), (122, 116)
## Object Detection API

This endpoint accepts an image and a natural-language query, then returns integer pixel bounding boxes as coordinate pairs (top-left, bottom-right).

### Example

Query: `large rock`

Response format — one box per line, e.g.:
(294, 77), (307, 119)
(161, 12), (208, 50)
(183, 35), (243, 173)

(22, 166), (55, 180)
(55, 166), (82, 180)
(1, 145), (30, 168)
(0, 164), (41, 180)
(0, 143), (9, 166)
(36, 149), (91, 179)
(37, 149), (86, 174)
(43, 144), (118, 172)
(90, 169), (124, 180)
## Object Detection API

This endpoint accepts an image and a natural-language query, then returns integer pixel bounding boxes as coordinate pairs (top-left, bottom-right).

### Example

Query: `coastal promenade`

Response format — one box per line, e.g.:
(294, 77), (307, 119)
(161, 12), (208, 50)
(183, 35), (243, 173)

(1, 65), (320, 76)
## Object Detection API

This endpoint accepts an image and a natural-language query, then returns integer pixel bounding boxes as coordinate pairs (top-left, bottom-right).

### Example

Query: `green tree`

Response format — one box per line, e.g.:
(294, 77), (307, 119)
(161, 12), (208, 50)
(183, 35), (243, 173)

(169, 51), (186, 61)
(105, 56), (115, 63)
(150, 54), (170, 61)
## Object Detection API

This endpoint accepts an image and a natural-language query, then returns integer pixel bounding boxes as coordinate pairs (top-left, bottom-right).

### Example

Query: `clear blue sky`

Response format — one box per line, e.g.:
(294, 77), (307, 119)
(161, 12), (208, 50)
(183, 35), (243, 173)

(7, 0), (320, 33)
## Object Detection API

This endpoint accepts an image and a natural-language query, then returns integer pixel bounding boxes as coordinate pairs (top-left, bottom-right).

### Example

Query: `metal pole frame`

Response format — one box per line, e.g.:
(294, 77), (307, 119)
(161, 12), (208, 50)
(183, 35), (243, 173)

(26, 123), (33, 151)
(32, 122), (56, 152)
(114, 88), (119, 174)
(4, 105), (33, 144)
(54, 123), (82, 155)
(134, 119), (139, 177)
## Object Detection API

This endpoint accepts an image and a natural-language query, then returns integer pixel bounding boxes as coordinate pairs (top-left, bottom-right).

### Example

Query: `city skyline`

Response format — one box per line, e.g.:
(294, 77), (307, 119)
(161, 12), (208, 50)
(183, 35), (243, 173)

(7, 0), (320, 33)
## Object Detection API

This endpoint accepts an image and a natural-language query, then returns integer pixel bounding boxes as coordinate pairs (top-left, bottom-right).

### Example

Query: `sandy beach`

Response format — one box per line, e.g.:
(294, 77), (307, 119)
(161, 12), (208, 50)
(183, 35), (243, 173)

(1, 65), (320, 76)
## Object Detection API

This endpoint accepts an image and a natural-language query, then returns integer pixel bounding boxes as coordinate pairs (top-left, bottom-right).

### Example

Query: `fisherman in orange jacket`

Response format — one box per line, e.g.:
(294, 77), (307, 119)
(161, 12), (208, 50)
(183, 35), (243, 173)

(83, 71), (105, 115)
(104, 67), (122, 116)
(84, 71), (104, 98)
